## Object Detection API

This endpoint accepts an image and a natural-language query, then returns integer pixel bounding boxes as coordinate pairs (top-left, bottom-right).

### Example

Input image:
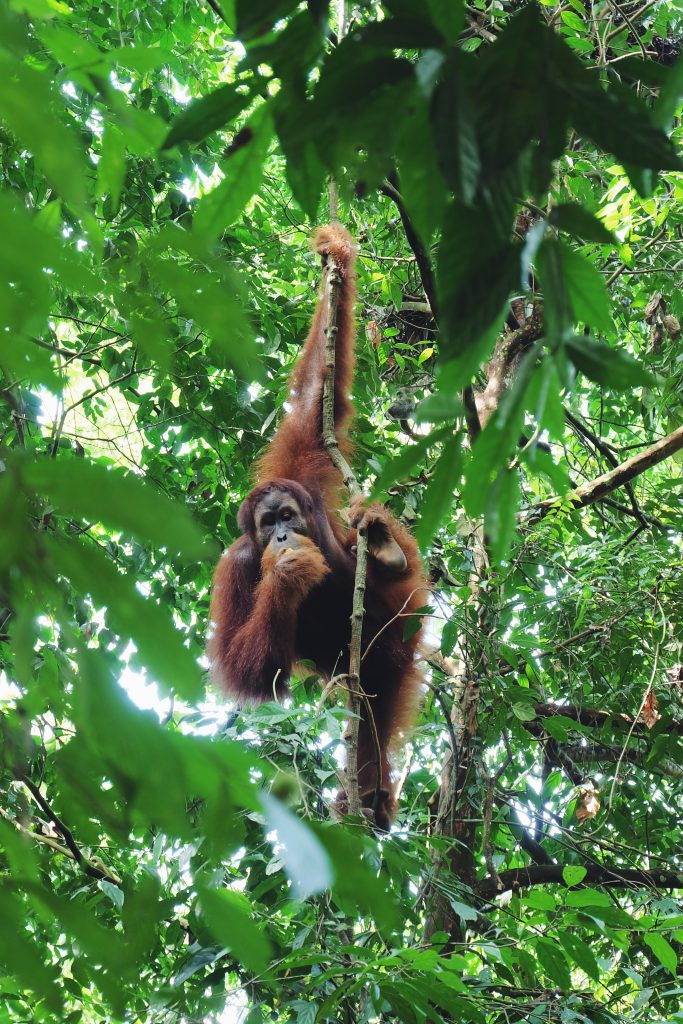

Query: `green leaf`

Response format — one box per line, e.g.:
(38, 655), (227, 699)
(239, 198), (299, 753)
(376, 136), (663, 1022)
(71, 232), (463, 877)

(523, 891), (555, 911)
(559, 930), (600, 983)
(107, 45), (173, 74)
(370, 426), (449, 500)
(437, 203), (518, 356)
(414, 393), (463, 423)
(97, 125), (126, 211)
(415, 432), (462, 551)
(565, 335), (654, 389)
(462, 348), (537, 517)
(163, 83), (252, 149)
(655, 55), (683, 131)
(0, 888), (62, 1012)
(535, 937), (571, 990)
(565, 889), (612, 908)
(538, 238), (613, 337)
(440, 618), (457, 657)
(432, 53), (481, 204)
(562, 865), (587, 886)
(200, 887), (272, 973)
(24, 456), (210, 560)
(558, 243), (613, 334)
(511, 700), (536, 722)
(99, 880), (124, 910)
(260, 792), (333, 900)
(0, 51), (88, 215)
(195, 105), (273, 239)
(484, 466), (520, 562)
(235, 0), (300, 40)
(46, 535), (203, 700)
(537, 236), (572, 342)
(396, 99), (447, 243)
(549, 203), (615, 244)
(145, 236), (257, 377)
(561, 10), (584, 31)
(425, 0), (464, 41)
(449, 898), (479, 922)
(559, 55), (683, 172)
(644, 933), (678, 978)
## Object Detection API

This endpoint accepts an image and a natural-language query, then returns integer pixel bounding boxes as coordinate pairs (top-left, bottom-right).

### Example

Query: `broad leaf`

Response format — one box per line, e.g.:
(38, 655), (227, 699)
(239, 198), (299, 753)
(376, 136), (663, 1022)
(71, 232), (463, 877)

(565, 335), (654, 389)
(163, 83), (252, 149)
(24, 456), (210, 559)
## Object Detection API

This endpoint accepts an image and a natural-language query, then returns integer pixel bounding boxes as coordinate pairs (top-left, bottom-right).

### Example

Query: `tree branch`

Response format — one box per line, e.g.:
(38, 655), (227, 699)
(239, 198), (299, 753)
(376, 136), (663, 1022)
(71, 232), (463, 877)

(321, 255), (378, 820)
(19, 777), (121, 883)
(478, 863), (683, 900)
(380, 178), (439, 319)
(565, 409), (647, 526)
(530, 424), (683, 520)
(527, 702), (683, 736)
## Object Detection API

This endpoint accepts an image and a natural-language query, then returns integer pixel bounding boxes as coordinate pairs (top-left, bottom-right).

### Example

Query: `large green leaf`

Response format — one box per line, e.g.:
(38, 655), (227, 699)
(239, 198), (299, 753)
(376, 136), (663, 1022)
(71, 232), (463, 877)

(484, 466), (520, 562)
(163, 83), (252, 149)
(437, 202), (518, 356)
(643, 933), (678, 978)
(535, 937), (571, 991)
(23, 456), (211, 560)
(415, 432), (462, 551)
(195, 105), (273, 239)
(565, 335), (654, 389)
(549, 203), (615, 245)
(0, 888), (62, 1012)
(370, 426), (450, 500)
(261, 792), (333, 900)
(537, 238), (613, 338)
(431, 53), (481, 204)
(199, 887), (272, 973)
(46, 535), (203, 699)
(0, 52), (88, 215)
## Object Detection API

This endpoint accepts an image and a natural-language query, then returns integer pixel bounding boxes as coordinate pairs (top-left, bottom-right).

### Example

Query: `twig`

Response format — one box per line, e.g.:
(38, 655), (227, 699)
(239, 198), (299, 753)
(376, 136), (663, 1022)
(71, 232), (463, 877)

(380, 178), (439, 318)
(527, 702), (683, 735)
(424, 680), (459, 754)
(606, 0), (648, 57)
(605, 0), (659, 43)
(462, 385), (482, 442)
(326, 0), (347, 226)
(481, 773), (502, 892)
(381, 177), (483, 442)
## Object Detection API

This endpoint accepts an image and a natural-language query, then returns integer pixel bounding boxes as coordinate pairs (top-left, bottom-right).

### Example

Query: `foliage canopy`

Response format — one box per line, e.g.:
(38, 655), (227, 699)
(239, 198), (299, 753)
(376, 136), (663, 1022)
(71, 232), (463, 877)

(0, 1), (682, 1022)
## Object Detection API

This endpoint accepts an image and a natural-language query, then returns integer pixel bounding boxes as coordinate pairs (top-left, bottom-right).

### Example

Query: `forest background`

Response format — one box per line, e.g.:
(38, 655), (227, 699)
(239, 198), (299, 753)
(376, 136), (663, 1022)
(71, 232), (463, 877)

(1, 1), (683, 1022)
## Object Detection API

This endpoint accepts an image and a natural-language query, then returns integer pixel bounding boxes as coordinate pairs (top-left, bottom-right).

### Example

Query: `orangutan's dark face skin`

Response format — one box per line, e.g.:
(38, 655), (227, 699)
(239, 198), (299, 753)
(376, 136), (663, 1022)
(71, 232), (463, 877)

(253, 489), (309, 555)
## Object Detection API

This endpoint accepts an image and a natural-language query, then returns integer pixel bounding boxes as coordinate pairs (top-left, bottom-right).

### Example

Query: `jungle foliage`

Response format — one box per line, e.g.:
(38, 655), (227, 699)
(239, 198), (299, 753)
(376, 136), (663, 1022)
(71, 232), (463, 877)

(1, 1), (683, 1022)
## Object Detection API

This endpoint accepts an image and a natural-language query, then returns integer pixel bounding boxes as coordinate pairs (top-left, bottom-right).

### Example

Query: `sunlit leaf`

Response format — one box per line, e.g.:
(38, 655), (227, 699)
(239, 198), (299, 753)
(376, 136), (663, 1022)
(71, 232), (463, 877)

(261, 792), (333, 899)
(200, 887), (272, 973)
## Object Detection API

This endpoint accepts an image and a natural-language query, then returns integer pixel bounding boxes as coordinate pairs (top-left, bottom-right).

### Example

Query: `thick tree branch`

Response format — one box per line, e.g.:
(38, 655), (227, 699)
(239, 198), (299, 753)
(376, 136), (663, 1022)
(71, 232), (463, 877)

(565, 409), (647, 526)
(478, 863), (683, 900)
(529, 702), (683, 735)
(530, 424), (683, 520)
